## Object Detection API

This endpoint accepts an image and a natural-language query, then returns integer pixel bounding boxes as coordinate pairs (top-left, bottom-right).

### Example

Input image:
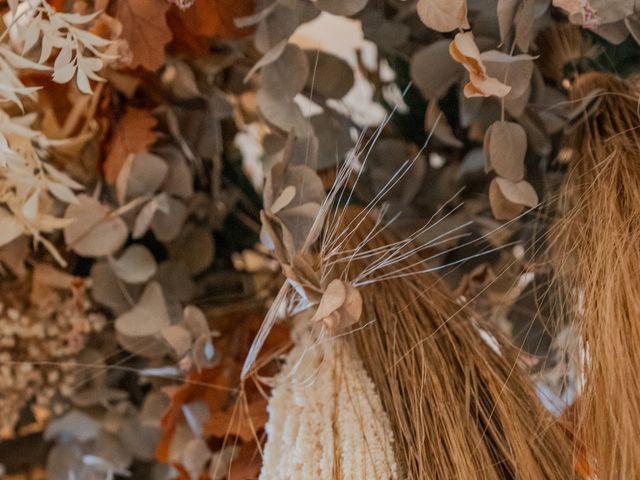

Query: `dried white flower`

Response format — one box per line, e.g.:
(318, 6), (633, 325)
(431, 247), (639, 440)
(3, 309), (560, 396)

(260, 326), (399, 479)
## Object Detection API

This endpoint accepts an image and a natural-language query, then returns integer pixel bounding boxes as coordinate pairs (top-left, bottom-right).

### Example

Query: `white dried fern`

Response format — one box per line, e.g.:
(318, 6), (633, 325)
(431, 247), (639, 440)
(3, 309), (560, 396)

(0, 0), (113, 262)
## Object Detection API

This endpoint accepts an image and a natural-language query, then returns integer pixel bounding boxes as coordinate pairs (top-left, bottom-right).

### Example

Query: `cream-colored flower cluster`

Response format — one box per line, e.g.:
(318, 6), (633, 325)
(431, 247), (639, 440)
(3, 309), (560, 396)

(0, 279), (105, 438)
(260, 327), (398, 480)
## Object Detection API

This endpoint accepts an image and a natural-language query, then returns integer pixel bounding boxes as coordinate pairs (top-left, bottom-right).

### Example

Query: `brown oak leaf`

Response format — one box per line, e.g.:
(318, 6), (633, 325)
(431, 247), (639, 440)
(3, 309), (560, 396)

(116, 0), (173, 71)
(104, 108), (157, 183)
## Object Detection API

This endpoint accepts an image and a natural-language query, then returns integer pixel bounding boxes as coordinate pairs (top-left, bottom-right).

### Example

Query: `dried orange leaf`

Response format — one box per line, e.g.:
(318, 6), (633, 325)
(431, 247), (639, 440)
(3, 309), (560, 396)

(116, 0), (173, 71)
(449, 32), (511, 98)
(104, 108), (158, 184)
(177, 0), (256, 39)
(204, 398), (268, 442)
(417, 0), (470, 32)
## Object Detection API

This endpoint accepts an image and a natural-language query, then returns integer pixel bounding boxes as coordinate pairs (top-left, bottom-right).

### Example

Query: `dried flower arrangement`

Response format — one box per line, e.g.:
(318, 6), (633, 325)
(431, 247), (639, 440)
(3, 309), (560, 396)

(1, 0), (640, 479)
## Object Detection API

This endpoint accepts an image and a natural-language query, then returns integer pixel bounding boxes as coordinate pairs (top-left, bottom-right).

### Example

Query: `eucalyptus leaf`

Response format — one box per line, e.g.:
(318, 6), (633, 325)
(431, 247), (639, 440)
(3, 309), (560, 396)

(63, 195), (128, 257)
(411, 41), (463, 100)
(110, 244), (157, 284)
(485, 121), (527, 181)
(304, 50), (354, 99)
(489, 177), (525, 220)
(495, 177), (539, 207)
(115, 282), (170, 337)
(314, 0), (368, 16)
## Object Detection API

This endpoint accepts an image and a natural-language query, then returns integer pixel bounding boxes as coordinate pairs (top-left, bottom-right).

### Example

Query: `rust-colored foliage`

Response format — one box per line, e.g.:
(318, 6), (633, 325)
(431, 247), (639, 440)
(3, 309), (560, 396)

(156, 311), (290, 478)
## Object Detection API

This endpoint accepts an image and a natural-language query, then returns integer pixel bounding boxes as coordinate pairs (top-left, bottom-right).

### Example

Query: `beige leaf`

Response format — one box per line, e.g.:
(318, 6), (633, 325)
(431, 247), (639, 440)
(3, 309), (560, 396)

(450, 32), (511, 98)
(411, 40), (463, 100)
(514, 0), (536, 51)
(182, 438), (211, 480)
(132, 197), (160, 239)
(183, 305), (209, 338)
(122, 153), (168, 201)
(497, 0), (520, 43)
(278, 202), (322, 254)
(486, 121), (527, 181)
(150, 196), (188, 242)
(480, 51), (535, 99)
(489, 178), (524, 220)
(261, 43), (309, 99)
(161, 324), (193, 357)
(311, 278), (347, 324)
(417, 0), (470, 32)
(553, 0), (583, 15)
(256, 90), (312, 137)
(63, 195), (128, 257)
(110, 244), (157, 284)
(244, 40), (288, 82)
(339, 282), (363, 328)
(311, 279), (363, 331)
(0, 208), (23, 248)
(90, 262), (135, 315)
(495, 177), (539, 207)
(115, 282), (170, 337)
(270, 185), (296, 214)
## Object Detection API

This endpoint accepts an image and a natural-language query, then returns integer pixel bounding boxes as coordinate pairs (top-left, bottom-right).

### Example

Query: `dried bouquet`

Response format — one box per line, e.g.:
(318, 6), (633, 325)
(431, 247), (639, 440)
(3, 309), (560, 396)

(0, 0), (639, 479)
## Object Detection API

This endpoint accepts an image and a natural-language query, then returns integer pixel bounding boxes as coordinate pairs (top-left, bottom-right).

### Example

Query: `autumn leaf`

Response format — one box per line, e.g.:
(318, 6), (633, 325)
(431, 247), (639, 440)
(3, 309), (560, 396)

(227, 442), (263, 480)
(49, 0), (66, 11)
(104, 108), (157, 183)
(156, 367), (232, 463)
(203, 397), (268, 442)
(177, 0), (256, 39)
(449, 32), (511, 98)
(417, 0), (470, 33)
(116, 0), (173, 71)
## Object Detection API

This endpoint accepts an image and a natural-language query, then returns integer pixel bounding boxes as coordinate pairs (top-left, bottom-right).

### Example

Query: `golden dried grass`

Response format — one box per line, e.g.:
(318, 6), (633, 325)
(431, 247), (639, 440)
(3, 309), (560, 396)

(333, 206), (577, 479)
(550, 71), (640, 479)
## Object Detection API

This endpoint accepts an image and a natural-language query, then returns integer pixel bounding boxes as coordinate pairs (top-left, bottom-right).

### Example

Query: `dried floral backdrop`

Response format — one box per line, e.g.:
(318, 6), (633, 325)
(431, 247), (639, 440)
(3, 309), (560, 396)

(0, 0), (638, 478)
